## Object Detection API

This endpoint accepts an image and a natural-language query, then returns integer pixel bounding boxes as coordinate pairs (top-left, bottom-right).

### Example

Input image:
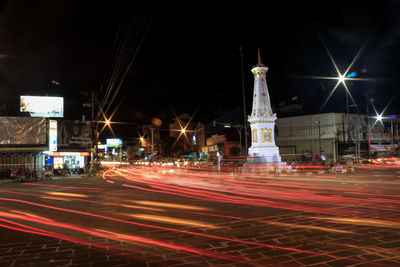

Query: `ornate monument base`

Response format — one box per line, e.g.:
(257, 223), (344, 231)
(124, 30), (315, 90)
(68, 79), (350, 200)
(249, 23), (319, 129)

(248, 145), (281, 163)
(245, 145), (288, 172)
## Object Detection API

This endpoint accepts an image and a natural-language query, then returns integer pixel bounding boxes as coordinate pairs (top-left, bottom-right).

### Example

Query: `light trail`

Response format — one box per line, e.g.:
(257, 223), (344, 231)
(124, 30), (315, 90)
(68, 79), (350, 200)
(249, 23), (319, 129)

(124, 214), (221, 229)
(1, 164), (399, 265)
(23, 183), (105, 191)
(0, 197), (378, 264)
(46, 192), (89, 198)
(109, 167), (400, 221)
(0, 212), (243, 262)
(131, 200), (210, 211)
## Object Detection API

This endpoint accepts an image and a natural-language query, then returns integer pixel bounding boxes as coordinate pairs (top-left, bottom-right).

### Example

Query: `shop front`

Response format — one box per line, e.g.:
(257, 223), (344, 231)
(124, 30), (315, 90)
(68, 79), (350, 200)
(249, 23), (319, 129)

(51, 120), (94, 174)
(48, 151), (90, 173)
(0, 117), (48, 177)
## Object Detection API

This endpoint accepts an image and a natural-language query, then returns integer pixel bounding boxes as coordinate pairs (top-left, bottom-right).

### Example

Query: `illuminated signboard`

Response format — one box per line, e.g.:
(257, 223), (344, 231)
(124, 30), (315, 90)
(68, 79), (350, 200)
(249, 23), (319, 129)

(20, 96), (64, 117)
(54, 157), (63, 169)
(49, 152), (90, 156)
(106, 138), (122, 147)
(49, 120), (57, 152)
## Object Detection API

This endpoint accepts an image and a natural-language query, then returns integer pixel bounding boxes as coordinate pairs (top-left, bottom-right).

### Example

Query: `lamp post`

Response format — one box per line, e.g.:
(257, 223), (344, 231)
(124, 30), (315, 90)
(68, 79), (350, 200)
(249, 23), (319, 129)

(376, 114), (395, 148)
(150, 127), (155, 154)
(316, 120), (321, 152)
(239, 47), (248, 157)
(391, 116), (395, 146)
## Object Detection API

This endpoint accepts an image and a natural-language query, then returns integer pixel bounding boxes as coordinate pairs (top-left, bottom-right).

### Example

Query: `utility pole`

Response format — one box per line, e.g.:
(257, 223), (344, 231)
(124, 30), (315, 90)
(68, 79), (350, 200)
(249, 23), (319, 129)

(150, 127), (154, 154)
(91, 91), (95, 125)
(89, 91), (98, 174)
(239, 46), (248, 157)
(342, 114), (346, 143)
(91, 91), (96, 160)
(391, 118), (394, 146)
(366, 94), (371, 158)
(316, 120), (321, 152)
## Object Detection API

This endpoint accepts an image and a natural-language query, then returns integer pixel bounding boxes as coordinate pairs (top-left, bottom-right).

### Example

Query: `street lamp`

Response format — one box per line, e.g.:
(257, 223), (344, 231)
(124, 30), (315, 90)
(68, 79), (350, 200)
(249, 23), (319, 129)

(150, 127), (155, 154)
(316, 120), (321, 152)
(338, 75), (346, 84)
(373, 113), (395, 147)
(239, 46), (248, 157)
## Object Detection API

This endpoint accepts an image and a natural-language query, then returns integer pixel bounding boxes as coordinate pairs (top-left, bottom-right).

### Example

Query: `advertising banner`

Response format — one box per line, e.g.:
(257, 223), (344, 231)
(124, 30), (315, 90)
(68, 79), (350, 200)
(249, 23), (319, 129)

(0, 117), (47, 145)
(106, 138), (122, 147)
(369, 144), (394, 152)
(20, 96), (64, 118)
(57, 121), (93, 148)
(49, 120), (57, 151)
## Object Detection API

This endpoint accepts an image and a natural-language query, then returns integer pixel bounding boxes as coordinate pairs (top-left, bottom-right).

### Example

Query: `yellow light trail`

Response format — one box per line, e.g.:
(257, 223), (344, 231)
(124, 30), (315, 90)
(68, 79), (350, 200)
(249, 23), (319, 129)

(121, 204), (165, 212)
(132, 200), (210, 211)
(260, 220), (355, 234)
(40, 196), (72, 202)
(125, 214), (220, 229)
(46, 192), (89, 198)
(9, 210), (53, 222)
(310, 216), (400, 229)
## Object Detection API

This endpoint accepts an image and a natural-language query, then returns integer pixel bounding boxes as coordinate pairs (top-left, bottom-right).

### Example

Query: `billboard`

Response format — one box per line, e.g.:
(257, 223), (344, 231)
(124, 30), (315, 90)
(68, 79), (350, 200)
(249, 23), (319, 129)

(20, 96), (64, 118)
(57, 121), (93, 148)
(0, 117), (47, 145)
(106, 138), (122, 147)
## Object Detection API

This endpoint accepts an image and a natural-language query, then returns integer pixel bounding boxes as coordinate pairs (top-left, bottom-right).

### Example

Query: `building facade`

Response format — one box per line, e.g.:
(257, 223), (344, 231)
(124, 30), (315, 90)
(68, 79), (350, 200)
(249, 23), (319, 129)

(275, 113), (400, 162)
(0, 117), (48, 176)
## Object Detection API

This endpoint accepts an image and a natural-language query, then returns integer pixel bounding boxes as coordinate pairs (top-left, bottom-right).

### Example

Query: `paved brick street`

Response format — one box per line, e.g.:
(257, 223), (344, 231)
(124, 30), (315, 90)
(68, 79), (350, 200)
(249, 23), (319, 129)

(0, 166), (399, 266)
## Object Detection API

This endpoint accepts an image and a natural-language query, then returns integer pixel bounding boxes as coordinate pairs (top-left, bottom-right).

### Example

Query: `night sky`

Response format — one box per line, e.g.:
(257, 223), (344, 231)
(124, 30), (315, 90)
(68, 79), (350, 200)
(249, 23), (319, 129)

(0, 0), (399, 138)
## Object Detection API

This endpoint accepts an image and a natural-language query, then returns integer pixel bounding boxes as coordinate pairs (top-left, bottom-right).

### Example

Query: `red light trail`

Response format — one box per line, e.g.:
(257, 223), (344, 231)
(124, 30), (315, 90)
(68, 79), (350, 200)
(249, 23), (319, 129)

(0, 164), (398, 265)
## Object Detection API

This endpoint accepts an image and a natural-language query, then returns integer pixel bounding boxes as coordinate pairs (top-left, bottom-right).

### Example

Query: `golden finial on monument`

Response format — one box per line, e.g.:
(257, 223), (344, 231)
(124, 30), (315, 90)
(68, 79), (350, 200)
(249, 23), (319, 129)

(256, 47), (265, 67)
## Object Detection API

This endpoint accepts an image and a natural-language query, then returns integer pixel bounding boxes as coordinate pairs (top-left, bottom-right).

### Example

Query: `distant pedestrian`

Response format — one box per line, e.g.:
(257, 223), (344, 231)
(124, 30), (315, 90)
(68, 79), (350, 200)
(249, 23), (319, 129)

(321, 151), (326, 165)
(63, 161), (72, 176)
(291, 161), (296, 174)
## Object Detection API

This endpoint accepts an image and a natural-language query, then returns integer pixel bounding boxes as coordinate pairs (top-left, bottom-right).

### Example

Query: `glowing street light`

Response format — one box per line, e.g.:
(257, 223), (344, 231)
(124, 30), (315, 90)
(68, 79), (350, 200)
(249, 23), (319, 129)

(371, 111), (395, 147)
(308, 29), (376, 113)
(168, 111), (199, 149)
(338, 74), (346, 84)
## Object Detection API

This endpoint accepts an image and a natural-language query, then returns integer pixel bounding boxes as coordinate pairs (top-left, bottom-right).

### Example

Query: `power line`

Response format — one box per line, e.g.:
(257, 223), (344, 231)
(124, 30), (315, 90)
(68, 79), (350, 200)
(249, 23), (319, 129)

(97, 1), (160, 121)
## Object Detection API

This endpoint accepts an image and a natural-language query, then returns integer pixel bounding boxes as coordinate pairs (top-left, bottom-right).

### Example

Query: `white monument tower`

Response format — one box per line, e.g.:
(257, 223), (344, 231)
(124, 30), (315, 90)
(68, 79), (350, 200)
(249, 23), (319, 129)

(248, 49), (282, 164)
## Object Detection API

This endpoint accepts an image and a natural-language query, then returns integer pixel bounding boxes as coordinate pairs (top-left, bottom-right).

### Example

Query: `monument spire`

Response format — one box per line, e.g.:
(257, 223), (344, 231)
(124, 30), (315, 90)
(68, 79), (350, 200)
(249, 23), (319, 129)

(248, 48), (282, 165)
(256, 47), (265, 67)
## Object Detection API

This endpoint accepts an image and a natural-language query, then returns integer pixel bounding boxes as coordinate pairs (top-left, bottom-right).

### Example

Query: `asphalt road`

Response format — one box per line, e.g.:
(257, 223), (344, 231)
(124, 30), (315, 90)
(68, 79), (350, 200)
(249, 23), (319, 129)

(0, 166), (399, 266)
